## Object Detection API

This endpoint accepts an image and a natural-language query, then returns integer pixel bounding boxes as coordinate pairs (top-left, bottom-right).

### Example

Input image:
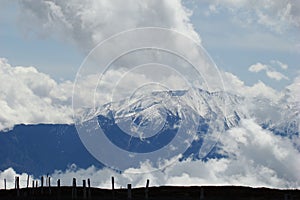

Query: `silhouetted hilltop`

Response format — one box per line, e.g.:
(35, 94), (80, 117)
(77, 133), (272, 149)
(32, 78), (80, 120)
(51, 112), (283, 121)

(0, 185), (299, 200)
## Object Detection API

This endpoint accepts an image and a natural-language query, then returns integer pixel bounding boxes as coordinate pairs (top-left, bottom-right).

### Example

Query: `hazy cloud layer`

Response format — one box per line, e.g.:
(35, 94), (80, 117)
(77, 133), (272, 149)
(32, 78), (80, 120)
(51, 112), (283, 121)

(1, 119), (299, 189)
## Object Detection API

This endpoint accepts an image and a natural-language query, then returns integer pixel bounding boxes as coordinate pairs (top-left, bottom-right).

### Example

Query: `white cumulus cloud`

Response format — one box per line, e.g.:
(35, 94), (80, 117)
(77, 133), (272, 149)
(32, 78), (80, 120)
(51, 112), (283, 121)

(0, 58), (73, 130)
(248, 62), (268, 73)
(223, 72), (281, 101)
(248, 62), (289, 81)
(18, 0), (200, 51)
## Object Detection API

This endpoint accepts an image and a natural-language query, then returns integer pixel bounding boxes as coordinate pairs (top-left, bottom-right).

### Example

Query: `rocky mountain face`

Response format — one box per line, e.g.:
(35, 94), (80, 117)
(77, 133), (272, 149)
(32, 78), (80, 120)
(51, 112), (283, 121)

(0, 88), (298, 176)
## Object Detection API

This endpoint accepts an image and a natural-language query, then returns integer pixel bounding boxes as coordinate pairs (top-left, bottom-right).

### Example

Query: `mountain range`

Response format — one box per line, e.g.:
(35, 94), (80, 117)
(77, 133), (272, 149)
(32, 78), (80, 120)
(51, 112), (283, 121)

(0, 88), (298, 176)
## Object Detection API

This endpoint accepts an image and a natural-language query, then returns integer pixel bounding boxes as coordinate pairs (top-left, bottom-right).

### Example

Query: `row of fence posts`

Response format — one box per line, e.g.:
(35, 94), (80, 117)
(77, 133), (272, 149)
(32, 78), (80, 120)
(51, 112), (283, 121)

(3, 177), (297, 200)
(111, 177), (150, 200)
(8, 176), (151, 199)
(10, 176), (91, 199)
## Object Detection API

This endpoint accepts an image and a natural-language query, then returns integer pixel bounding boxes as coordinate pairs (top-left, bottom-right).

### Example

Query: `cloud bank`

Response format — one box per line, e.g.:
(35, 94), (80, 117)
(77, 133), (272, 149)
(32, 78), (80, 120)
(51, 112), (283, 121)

(0, 56), (297, 131)
(18, 0), (200, 51)
(1, 119), (299, 189)
(0, 58), (73, 130)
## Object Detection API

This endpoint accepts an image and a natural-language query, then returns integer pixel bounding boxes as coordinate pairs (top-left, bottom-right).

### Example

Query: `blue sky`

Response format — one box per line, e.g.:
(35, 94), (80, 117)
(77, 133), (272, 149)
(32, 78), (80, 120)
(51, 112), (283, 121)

(184, 1), (300, 90)
(0, 1), (299, 90)
(0, 1), (82, 81)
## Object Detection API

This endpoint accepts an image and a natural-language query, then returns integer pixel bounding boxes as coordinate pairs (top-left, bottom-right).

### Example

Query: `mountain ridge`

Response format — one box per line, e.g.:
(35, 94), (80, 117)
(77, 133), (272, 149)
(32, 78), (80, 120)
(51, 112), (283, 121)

(1, 88), (299, 176)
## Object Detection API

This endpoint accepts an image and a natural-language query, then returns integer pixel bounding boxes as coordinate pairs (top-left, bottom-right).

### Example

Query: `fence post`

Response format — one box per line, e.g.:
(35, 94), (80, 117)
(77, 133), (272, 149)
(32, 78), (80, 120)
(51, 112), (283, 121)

(72, 178), (77, 199)
(200, 187), (204, 200)
(4, 178), (6, 190)
(41, 176), (44, 187)
(32, 180), (36, 195)
(27, 174), (30, 188)
(15, 176), (20, 197)
(112, 176), (115, 199)
(48, 176), (51, 195)
(46, 174), (49, 186)
(15, 176), (17, 189)
(87, 178), (91, 200)
(41, 176), (44, 194)
(83, 180), (87, 199)
(18, 176), (20, 197)
(284, 193), (292, 200)
(57, 179), (61, 199)
(31, 179), (35, 195)
(127, 184), (132, 200)
(145, 179), (149, 199)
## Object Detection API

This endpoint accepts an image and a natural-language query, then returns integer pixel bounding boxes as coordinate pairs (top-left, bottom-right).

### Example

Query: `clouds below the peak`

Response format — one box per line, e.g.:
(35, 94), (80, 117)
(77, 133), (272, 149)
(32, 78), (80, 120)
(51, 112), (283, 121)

(1, 119), (299, 189)
(18, 0), (200, 51)
(47, 118), (300, 188)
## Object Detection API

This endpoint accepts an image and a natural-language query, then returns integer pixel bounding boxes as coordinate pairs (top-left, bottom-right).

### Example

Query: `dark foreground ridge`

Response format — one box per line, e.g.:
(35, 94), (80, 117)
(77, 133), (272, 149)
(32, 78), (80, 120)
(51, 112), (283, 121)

(0, 185), (299, 200)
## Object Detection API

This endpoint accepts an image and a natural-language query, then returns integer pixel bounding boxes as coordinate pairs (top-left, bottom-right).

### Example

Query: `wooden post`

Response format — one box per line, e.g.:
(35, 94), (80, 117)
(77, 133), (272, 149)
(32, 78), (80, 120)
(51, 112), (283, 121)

(15, 177), (20, 188)
(4, 178), (6, 190)
(48, 176), (51, 187)
(87, 178), (90, 188)
(127, 184), (132, 200)
(31, 180), (35, 196)
(284, 194), (291, 200)
(57, 179), (61, 199)
(200, 187), (204, 200)
(87, 178), (91, 200)
(46, 174), (49, 186)
(41, 176), (44, 194)
(15, 177), (20, 197)
(112, 176), (115, 190)
(30, 180), (35, 195)
(72, 178), (77, 199)
(83, 180), (87, 199)
(41, 176), (44, 187)
(15, 176), (17, 189)
(27, 174), (30, 188)
(112, 176), (115, 199)
(48, 176), (51, 195)
(145, 179), (149, 199)
(35, 180), (38, 188)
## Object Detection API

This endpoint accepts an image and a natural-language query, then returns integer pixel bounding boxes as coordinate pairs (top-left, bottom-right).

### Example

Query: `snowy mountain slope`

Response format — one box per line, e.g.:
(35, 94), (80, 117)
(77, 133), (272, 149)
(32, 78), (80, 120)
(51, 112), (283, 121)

(83, 88), (247, 161)
(0, 87), (299, 175)
(89, 87), (299, 159)
(248, 90), (299, 138)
